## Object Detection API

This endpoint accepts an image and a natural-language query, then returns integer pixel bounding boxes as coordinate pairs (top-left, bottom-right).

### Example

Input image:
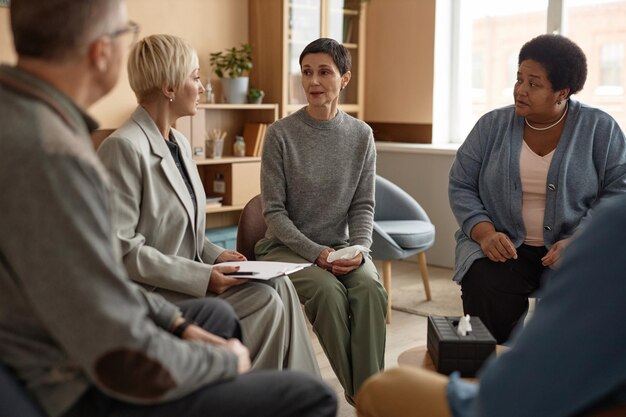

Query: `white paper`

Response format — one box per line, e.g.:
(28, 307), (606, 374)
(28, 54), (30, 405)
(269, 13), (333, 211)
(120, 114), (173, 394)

(220, 261), (312, 280)
(327, 245), (371, 263)
(457, 314), (472, 337)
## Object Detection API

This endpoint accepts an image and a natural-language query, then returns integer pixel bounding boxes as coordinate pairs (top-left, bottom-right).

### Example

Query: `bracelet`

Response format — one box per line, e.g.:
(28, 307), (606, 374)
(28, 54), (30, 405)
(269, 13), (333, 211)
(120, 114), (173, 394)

(172, 319), (192, 338)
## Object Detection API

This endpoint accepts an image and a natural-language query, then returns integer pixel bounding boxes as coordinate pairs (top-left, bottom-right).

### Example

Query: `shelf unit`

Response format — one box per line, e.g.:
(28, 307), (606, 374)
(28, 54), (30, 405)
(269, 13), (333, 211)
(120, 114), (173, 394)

(249, 0), (366, 118)
(177, 104), (278, 228)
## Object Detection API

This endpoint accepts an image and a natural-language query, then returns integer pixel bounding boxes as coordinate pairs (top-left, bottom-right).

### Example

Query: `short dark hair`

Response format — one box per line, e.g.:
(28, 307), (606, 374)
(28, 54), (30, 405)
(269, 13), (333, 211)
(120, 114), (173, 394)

(299, 38), (352, 75)
(518, 34), (587, 96)
(11, 0), (120, 60)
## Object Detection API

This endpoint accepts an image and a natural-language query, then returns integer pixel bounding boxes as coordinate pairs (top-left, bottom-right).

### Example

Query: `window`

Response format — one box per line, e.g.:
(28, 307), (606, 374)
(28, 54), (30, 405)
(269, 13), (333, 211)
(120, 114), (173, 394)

(599, 43), (623, 88)
(433, 0), (626, 143)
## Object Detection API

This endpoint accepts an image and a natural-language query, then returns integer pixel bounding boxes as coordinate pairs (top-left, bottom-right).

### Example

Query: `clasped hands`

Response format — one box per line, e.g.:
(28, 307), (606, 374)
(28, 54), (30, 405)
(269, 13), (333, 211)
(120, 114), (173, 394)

(171, 315), (251, 374)
(316, 247), (362, 276)
(471, 221), (570, 268)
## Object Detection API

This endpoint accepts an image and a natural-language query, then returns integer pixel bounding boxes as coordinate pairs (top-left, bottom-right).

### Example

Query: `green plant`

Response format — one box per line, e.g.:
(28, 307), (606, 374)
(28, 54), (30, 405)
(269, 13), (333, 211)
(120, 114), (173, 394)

(248, 87), (265, 100)
(209, 43), (253, 78)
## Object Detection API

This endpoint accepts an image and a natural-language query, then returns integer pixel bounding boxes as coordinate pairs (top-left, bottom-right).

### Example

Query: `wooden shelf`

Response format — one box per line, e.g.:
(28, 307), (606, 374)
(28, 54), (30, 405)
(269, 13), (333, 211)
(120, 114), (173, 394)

(194, 156), (261, 166)
(206, 204), (246, 214)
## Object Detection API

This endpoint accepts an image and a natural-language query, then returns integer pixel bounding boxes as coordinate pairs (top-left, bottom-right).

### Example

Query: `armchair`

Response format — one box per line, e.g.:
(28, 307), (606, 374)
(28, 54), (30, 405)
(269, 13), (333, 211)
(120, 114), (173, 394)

(371, 175), (436, 323)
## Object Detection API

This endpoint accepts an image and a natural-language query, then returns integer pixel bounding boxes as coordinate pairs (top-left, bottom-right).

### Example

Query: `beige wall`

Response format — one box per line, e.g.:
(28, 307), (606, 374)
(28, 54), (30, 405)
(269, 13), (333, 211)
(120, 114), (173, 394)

(364, 0), (435, 124)
(0, 1), (248, 128)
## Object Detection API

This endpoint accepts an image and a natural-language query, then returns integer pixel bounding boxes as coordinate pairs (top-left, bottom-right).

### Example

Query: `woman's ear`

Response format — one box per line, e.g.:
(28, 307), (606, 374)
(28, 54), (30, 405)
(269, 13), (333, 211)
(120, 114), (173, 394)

(341, 70), (352, 90)
(558, 87), (570, 103)
(162, 85), (176, 101)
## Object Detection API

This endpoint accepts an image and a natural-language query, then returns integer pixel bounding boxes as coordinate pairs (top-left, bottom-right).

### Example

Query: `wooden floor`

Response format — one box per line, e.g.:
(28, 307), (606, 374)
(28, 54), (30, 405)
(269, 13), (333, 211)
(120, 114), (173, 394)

(308, 306), (429, 417)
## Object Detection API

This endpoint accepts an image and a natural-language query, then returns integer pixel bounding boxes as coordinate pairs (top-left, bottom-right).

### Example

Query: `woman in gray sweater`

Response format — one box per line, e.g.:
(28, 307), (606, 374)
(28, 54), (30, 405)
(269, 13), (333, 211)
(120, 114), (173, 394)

(256, 38), (387, 403)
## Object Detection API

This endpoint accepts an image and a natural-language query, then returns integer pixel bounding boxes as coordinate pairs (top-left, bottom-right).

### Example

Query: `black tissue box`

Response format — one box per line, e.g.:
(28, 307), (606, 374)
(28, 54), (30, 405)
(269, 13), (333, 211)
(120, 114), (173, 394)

(427, 315), (496, 377)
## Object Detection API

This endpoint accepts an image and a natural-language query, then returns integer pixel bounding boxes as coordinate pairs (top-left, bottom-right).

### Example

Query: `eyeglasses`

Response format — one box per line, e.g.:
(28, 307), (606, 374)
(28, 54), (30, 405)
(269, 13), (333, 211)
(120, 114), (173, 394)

(106, 20), (141, 47)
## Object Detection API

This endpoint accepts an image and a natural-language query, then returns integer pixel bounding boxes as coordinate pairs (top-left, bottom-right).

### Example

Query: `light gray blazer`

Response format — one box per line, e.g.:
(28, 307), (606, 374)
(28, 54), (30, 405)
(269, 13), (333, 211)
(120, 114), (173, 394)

(98, 106), (224, 299)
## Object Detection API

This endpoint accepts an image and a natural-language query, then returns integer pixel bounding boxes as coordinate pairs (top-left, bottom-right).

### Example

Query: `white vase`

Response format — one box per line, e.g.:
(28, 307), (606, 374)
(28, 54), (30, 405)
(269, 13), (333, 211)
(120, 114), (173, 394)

(221, 77), (249, 104)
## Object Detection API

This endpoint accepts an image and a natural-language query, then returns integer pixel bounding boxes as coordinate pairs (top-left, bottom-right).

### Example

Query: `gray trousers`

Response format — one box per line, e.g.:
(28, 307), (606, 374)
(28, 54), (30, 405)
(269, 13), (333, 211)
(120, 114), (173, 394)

(211, 276), (320, 374)
(63, 298), (336, 417)
(256, 240), (388, 398)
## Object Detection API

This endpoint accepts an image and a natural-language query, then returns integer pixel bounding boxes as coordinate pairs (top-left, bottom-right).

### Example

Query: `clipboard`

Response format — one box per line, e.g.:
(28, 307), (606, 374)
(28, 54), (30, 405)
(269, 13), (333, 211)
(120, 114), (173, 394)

(221, 261), (312, 280)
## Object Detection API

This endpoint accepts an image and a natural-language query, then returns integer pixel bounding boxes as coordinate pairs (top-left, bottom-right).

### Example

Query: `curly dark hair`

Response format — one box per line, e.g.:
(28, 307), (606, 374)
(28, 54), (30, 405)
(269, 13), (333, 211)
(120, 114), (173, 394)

(518, 34), (587, 96)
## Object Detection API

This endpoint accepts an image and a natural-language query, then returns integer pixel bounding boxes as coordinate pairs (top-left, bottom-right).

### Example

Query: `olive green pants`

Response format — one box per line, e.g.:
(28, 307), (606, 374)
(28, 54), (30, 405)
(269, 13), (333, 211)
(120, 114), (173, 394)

(256, 239), (387, 398)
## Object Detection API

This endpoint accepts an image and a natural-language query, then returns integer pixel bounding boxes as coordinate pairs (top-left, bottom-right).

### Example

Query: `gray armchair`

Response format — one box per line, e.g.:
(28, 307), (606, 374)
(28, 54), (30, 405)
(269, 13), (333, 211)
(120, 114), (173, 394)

(371, 175), (435, 323)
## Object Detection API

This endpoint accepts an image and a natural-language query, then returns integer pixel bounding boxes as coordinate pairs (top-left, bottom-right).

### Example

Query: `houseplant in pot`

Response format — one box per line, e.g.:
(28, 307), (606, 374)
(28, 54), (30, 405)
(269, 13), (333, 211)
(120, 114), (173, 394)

(248, 87), (265, 104)
(209, 43), (253, 104)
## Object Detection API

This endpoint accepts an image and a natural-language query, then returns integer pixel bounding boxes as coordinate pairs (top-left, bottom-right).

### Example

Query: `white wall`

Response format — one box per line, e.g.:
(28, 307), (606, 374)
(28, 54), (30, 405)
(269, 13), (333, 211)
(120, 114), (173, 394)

(375, 145), (458, 268)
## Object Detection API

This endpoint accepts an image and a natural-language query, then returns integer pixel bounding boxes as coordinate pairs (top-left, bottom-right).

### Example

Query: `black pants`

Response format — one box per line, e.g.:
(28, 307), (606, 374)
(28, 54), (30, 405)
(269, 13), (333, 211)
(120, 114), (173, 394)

(63, 298), (337, 417)
(461, 245), (548, 344)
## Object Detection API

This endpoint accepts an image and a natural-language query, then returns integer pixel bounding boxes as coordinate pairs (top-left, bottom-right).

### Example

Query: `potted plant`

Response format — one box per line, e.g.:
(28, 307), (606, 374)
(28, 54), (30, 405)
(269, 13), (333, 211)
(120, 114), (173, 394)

(210, 43), (253, 104)
(248, 87), (265, 104)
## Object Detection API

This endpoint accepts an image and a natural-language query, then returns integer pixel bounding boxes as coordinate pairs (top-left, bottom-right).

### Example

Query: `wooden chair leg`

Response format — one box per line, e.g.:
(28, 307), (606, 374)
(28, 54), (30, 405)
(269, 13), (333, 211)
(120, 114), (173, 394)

(382, 260), (392, 324)
(417, 252), (432, 301)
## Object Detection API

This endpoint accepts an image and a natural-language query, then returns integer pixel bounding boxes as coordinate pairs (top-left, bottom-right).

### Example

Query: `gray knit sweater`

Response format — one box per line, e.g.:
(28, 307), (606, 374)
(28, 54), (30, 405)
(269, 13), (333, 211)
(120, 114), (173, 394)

(260, 107), (376, 261)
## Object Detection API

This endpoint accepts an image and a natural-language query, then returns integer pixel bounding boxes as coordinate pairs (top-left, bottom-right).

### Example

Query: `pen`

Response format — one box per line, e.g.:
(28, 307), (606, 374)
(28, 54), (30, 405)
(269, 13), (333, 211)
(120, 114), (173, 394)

(223, 271), (258, 276)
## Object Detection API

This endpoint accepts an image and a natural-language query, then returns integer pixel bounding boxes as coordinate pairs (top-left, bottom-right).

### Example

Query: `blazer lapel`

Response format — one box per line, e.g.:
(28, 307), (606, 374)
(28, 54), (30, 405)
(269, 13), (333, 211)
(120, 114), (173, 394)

(131, 107), (196, 230)
(171, 129), (207, 251)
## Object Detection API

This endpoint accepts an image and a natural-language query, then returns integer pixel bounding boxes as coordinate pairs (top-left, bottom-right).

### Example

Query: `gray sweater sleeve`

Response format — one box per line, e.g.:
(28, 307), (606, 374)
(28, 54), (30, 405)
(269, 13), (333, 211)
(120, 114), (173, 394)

(347, 131), (376, 247)
(13, 153), (238, 405)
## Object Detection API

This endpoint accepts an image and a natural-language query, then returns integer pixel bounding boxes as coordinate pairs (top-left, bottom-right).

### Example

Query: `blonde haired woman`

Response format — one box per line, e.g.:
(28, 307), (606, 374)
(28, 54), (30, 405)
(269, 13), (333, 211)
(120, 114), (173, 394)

(98, 34), (320, 375)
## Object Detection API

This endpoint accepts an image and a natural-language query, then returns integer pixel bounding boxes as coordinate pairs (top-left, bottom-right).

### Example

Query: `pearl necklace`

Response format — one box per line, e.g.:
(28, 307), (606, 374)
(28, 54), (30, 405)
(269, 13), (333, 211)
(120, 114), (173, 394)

(525, 102), (569, 131)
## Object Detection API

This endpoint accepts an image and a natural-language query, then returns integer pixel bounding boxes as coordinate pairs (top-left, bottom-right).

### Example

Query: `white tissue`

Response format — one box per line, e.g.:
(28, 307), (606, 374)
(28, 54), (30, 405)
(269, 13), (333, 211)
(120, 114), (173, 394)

(327, 245), (371, 263)
(456, 314), (472, 337)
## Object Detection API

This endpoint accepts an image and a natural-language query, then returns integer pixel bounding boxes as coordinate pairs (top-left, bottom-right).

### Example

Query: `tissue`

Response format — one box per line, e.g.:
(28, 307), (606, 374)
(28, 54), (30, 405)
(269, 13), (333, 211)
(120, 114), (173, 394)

(327, 245), (371, 263)
(456, 314), (472, 336)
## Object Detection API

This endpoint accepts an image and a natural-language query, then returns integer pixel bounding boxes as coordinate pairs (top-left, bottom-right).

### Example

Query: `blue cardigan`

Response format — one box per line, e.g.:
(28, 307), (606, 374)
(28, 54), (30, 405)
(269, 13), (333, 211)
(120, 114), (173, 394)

(449, 99), (626, 283)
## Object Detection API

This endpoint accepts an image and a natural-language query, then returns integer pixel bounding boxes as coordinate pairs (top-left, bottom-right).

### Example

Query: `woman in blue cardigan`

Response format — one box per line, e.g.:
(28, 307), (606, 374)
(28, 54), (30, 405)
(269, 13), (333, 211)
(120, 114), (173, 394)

(448, 34), (626, 344)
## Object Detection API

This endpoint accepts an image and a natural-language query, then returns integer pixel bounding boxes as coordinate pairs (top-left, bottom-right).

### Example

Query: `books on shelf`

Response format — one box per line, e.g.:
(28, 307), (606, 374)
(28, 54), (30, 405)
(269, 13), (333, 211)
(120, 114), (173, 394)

(242, 122), (267, 157)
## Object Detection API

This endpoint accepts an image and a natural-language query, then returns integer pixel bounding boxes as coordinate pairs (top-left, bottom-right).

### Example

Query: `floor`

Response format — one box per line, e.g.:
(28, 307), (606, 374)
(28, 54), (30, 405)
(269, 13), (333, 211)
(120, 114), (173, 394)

(308, 260), (435, 417)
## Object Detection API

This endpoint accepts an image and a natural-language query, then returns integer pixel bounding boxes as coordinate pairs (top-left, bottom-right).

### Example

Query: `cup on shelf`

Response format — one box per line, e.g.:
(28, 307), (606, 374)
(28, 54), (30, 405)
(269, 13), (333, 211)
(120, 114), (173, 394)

(206, 129), (226, 159)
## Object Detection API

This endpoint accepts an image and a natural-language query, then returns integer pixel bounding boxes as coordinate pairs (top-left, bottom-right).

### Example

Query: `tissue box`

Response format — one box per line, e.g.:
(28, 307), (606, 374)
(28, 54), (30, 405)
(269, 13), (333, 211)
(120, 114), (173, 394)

(427, 315), (496, 377)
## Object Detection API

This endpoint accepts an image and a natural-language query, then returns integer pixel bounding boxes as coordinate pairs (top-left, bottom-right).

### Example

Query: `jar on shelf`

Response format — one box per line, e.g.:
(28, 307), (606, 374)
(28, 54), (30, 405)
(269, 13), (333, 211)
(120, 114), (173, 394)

(233, 135), (246, 157)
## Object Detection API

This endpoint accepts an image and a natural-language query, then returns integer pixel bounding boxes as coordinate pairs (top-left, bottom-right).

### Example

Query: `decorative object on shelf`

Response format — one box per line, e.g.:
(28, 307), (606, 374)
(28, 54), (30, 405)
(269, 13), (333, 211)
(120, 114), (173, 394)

(205, 128), (226, 159)
(233, 135), (246, 157)
(248, 87), (265, 104)
(205, 80), (215, 104)
(209, 43), (253, 104)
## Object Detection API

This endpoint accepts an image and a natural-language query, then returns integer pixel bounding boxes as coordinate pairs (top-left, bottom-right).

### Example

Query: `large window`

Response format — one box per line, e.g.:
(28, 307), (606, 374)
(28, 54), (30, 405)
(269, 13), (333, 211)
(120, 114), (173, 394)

(433, 0), (626, 143)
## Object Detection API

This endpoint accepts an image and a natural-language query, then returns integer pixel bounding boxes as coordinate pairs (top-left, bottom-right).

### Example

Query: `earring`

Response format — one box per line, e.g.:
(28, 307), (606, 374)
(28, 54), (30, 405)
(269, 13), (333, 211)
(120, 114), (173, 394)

(169, 97), (174, 102)
(557, 100), (562, 105)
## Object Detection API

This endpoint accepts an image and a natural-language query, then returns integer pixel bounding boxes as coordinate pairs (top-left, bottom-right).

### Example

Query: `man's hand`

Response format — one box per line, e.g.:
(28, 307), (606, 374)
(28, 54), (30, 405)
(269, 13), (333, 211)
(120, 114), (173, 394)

(181, 324), (227, 346)
(207, 265), (249, 295)
(224, 339), (251, 374)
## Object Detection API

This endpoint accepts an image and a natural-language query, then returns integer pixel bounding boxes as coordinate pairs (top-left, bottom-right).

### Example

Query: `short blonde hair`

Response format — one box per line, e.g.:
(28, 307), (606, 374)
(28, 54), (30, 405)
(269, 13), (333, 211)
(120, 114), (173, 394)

(128, 34), (199, 101)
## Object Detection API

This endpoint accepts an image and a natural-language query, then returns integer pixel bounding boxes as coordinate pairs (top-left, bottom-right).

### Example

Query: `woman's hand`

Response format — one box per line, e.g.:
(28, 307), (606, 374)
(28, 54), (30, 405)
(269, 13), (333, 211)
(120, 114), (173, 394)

(331, 253), (363, 276)
(224, 339), (251, 374)
(207, 265), (249, 295)
(315, 247), (335, 271)
(471, 222), (517, 262)
(215, 250), (247, 263)
(541, 238), (571, 269)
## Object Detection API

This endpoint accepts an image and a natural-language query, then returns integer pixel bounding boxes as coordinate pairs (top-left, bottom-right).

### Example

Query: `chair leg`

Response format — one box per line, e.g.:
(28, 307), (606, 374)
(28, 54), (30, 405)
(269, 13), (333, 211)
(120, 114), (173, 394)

(382, 260), (392, 324)
(417, 252), (432, 301)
